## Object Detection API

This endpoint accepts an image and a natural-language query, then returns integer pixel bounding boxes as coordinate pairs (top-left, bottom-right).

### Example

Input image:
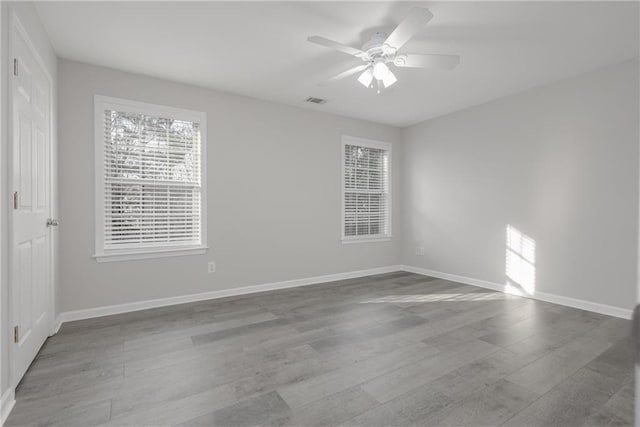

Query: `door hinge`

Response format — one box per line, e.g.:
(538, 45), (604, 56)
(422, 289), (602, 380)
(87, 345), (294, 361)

(13, 58), (18, 76)
(13, 326), (19, 343)
(13, 191), (18, 209)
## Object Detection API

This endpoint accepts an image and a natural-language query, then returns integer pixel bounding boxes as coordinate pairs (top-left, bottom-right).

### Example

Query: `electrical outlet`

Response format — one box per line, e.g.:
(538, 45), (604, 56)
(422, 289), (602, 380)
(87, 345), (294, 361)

(208, 261), (216, 273)
(415, 246), (425, 256)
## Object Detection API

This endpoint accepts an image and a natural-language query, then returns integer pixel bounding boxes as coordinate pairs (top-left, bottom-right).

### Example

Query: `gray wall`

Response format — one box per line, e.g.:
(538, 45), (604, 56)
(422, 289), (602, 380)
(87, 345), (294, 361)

(58, 59), (401, 313)
(1, 0), (58, 400)
(55, 57), (640, 315)
(401, 59), (639, 311)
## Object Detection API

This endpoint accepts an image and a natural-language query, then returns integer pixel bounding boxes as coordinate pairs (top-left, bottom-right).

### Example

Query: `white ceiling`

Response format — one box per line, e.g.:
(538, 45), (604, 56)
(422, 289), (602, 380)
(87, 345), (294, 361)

(35, 1), (639, 127)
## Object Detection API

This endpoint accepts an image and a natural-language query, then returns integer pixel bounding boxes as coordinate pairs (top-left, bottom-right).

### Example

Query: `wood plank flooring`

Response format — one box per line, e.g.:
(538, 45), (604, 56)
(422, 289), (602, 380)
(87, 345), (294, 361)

(6, 272), (634, 426)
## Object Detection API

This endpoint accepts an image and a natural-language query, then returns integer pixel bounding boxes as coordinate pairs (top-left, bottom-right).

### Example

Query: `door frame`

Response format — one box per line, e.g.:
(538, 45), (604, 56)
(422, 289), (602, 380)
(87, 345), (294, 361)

(7, 8), (56, 389)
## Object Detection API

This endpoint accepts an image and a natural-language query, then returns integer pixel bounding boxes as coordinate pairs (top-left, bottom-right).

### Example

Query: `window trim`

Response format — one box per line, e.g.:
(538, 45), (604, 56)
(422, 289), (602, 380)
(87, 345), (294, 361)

(341, 135), (392, 243)
(93, 95), (208, 262)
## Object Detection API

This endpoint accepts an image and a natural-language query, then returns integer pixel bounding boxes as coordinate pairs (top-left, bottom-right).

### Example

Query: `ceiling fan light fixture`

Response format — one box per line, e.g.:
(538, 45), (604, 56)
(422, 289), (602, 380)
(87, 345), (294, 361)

(372, 61), (389, 81)
(382, 69), (398, 88)
(357, 67), (374, 87)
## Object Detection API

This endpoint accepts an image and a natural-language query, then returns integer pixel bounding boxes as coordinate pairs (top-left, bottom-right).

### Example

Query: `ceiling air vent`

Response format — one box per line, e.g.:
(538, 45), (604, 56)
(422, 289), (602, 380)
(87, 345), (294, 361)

(305, 97), (327, 105)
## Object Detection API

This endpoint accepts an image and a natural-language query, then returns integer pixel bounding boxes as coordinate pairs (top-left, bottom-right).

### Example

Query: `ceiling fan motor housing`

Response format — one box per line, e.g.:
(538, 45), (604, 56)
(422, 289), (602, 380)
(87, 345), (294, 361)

(361, 32), (396, 63)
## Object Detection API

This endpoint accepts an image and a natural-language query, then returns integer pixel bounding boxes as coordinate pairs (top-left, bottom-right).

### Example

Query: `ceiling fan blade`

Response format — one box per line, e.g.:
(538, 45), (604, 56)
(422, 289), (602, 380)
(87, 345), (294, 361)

(395, 54), (460, 70)
(307, 36), (368, 58)
(384, 7), (433, 50)
(327, 64), (370, 83)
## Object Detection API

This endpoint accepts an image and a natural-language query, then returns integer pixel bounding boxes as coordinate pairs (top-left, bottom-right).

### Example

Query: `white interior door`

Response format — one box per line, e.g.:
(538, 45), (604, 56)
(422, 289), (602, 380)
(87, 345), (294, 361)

(10, 20), (52, 385)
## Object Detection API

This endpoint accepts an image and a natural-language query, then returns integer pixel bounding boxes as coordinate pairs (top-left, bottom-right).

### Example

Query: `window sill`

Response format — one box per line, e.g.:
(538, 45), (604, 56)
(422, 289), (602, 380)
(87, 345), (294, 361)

(341, 237), (392, 244)
(94, 246), (208, 263)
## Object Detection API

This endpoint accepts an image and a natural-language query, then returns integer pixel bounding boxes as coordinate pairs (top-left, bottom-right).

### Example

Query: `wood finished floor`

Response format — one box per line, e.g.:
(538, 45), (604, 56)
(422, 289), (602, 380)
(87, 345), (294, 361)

(7, 272), (634, 427)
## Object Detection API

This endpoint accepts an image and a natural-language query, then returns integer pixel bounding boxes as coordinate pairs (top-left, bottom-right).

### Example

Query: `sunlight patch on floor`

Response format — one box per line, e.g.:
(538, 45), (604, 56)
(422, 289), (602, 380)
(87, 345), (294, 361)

(360, 292), (515, 303)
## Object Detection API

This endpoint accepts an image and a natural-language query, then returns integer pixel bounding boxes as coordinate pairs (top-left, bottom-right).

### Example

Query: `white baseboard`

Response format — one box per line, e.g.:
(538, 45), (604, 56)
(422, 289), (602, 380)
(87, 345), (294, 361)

(1, 388), (15, 426)
(53, 263), (631, 333)
(56, 265), (403, 326)
(400, 265), (633, 320)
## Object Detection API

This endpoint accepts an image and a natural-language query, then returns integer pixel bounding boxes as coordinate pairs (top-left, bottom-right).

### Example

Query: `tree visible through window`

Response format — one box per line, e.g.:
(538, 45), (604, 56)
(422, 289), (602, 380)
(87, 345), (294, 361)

(95, 96), (206, 260)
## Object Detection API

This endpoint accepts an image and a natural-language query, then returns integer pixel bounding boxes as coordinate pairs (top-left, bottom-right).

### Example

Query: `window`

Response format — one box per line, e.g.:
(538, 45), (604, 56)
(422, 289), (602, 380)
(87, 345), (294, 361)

(94, 96), (207, 262)
(342, 136), (391, 242)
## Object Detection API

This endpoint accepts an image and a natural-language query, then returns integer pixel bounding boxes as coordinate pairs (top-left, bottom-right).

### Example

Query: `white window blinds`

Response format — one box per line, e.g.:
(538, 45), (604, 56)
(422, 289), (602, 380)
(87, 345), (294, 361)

(95, 96), (206, 260)
(342, 137), (391, 241)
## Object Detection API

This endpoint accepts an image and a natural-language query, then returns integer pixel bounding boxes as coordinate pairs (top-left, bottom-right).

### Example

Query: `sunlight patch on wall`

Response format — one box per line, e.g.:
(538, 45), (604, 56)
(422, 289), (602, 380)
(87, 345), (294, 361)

(506, 225), (536, 295)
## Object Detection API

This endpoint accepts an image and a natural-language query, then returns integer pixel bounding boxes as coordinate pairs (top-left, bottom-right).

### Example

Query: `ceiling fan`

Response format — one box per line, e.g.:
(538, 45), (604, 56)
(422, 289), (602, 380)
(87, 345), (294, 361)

(307, 7), (459, 93)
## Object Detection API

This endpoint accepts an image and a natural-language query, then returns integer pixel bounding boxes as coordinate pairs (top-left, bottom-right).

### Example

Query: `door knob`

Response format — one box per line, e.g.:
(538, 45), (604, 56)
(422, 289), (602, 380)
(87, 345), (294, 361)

(46, 218), (59, 227)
